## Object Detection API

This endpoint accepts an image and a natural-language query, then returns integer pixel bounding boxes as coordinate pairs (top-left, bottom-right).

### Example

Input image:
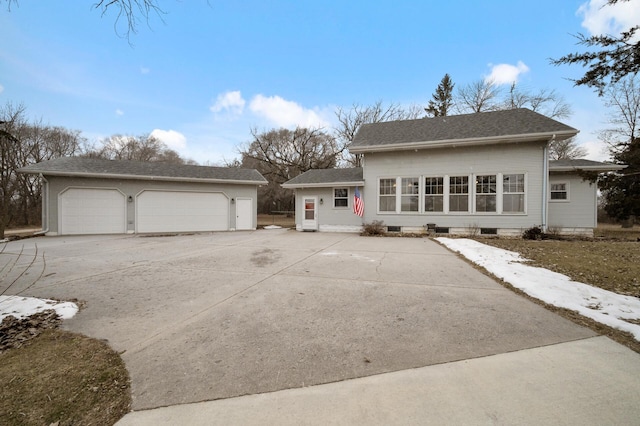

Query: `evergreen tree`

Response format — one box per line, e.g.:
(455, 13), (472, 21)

(425, 74), (455, 117)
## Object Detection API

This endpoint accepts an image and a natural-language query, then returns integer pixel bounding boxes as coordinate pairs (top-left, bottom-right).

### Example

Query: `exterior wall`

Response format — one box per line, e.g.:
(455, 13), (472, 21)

(548, 172), (598, 230)
(44, 176), (258, 234)
(293, 187), (363, 231)
(361, 141), (547, 232)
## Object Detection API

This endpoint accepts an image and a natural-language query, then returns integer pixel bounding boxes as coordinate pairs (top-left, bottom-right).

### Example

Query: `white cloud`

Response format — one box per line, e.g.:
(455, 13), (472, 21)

(484, 61), (530, 85)
(0, 84), (4, 94)
(140, 66), (150, 74)
(210, 90), (246, 116)
(578, 0), (640, 37)
(249, 94), (330, 128)
(115, 109), (124, 116)
(150, 129), (187, 150)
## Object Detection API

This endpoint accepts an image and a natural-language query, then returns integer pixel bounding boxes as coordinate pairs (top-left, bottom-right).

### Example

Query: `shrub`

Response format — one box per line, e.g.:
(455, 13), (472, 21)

(362, 220), (385, 236)
(523, 226), (544, 240)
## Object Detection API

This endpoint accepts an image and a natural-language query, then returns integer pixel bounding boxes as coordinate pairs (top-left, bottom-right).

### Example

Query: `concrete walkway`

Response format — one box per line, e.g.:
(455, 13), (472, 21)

(117, 336), (640, 425)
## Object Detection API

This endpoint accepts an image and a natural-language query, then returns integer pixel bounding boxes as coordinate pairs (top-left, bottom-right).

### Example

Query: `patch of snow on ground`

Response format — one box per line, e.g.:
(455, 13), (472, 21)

(263, 225), (283, 229)
(436, 237), (640, 341)
(0, 295), (78, 321)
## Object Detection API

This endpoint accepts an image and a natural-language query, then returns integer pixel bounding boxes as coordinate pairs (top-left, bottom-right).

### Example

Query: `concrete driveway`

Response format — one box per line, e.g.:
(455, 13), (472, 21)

(2, 229), (600, 411)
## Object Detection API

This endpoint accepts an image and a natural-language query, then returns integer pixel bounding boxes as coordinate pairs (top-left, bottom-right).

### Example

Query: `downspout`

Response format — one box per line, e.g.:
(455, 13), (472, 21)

(542, 136), (554, 232)
(34, 174), (49, 235)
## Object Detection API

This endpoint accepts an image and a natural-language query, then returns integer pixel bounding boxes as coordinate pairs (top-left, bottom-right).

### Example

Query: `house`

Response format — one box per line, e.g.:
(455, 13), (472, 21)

(283, 108), (625, 236)
(18, 157), (267, 235)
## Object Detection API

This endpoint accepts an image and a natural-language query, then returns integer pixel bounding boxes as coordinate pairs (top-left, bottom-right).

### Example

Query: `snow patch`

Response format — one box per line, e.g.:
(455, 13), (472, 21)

(0, 295), (79, 321)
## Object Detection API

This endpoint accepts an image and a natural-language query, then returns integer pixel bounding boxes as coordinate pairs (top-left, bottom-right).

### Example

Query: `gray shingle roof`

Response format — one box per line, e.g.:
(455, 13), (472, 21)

(351, 108), (578, 153)
(549, 159), (626, 172)
(18, 157), (268, 184)
(282, 168), (363, 187)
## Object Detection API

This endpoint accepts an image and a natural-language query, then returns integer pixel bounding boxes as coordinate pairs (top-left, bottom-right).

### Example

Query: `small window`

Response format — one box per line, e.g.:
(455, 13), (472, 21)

(449, 176), (469, 212)
(334, 188), (348, 208)
(424, 177), (444, 212)
(475, 175), (497, 212)
(551, 183), (568, 201)
(401, 177), (419, 212)
(503, 174), (525, 213)
(379, 178), (396, 212)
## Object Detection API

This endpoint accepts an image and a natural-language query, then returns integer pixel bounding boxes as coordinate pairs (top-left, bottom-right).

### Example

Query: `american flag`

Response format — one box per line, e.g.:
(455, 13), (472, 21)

(353, 186), (364, 217)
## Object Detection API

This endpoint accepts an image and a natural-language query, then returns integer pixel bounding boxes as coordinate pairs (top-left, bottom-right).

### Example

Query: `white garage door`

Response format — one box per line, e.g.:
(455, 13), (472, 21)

(136, 191), (229, 233)
(59, 188), (126, 235)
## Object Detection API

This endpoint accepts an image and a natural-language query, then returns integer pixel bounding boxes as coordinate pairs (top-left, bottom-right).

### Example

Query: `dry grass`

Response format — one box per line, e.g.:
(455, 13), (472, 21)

(595, 223), (640, 241)
(0, 329), (131, 425)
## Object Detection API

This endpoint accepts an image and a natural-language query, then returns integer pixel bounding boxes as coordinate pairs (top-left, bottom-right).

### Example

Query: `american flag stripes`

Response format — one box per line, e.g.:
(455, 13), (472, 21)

(353, 186), (364, 217)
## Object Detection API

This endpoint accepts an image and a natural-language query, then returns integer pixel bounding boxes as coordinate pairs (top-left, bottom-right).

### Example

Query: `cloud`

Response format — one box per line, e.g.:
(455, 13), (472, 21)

(578, 0), (640, 37)
(0, 84), (4, 94)
(115, 109), (124, 116)
(210, 90), (245, 116)
(249, 94), (330, 128)
(150, 129), (187, 150)
(140, 67), (150, 74)
(484, 61), (530, 85)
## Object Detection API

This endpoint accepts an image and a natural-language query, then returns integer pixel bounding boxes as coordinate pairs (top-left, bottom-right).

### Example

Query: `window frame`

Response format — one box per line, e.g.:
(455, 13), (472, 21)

(400, 177), (420, 213)
(333, 187), (349, 209)
(449, 175), (470, 213)
(378, 177), (397, 213)
(502, 173), (526, 214)
(424, 176), (445, 213)
(550, 182), (570, 202)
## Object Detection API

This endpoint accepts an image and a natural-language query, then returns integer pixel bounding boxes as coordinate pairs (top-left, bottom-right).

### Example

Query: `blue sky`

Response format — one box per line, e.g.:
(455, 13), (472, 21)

(1, 0), (639, 164)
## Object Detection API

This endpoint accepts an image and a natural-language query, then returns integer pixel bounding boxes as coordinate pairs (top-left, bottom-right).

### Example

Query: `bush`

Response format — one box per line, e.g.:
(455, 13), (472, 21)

(362, 220), (385, 236)
(523, 226), (544, 240)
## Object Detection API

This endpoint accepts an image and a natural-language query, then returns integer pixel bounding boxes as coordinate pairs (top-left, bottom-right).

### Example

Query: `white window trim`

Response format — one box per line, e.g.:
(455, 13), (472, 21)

(423, 175), (445, 214)
(448, 174), (472, 214)
(377, 177), (398, 214)
(333, 187), (349, 209)
(550, 181), (570, 202)
(501, 172), (528, 215)
(473, 173), (498, 214)
(399, 176), (420, 214)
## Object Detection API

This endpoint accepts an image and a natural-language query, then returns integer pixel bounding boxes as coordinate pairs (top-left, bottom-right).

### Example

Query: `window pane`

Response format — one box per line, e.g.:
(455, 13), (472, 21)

(551, 191), (567, 200)
(334, 198), (348, 207)
(379, 196), (395, 211)
(334, 188), (348, 198)
(476, 194), (496, 212)
(425, 195), (444, 212)
(450, 176), (468, 194)
(503, 194), (525, 212)
(380, 179), (396, 195)
(305, 210), (314, 220)
(425, 177), (443, 195)
(401, 195), (419, 212)
(449, 194), (468, 212)
(503, 174), (524, 193)
(476, 175), (497, 194)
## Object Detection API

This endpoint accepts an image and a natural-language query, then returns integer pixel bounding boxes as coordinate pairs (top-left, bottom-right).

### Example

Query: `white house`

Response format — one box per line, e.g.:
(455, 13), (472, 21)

(283, 108), (625, 236)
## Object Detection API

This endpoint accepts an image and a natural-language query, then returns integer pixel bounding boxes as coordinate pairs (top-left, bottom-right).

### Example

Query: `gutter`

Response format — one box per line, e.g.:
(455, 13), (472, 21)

(34, 174), (49, 235)
(542, 138), (551, 232)
(282, 180), (365, 189)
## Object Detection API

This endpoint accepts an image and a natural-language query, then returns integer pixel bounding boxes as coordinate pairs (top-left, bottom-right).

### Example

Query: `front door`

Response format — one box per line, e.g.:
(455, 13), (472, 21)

(302, 197), (318, 231)
(236, 198), (253, 230)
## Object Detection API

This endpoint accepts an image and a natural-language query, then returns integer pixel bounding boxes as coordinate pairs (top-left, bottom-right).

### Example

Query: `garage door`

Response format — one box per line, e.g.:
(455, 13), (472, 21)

(136, 191), (229, 233)
(59, 188), (126, 235)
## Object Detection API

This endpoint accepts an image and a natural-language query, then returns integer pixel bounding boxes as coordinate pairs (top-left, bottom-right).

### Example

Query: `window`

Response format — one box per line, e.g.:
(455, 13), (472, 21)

(401, 177), (419, 212)
(503, 174), (525, 213)
(379, 178), (396, 212)
(449, 176), (469, 212)
(475, 175), (497, 212)
(334, 188), (348, 208)
(550, 183), (568, 201)
(424, 177), (444, 212)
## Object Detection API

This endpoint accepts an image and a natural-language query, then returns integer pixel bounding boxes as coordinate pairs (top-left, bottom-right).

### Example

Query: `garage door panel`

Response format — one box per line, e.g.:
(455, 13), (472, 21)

(60, 188), (126, 235)
(137, 191), (228, 233)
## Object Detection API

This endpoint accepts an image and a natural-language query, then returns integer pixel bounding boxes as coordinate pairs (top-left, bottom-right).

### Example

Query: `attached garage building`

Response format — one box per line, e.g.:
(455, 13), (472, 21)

(19, 157), (268, 236)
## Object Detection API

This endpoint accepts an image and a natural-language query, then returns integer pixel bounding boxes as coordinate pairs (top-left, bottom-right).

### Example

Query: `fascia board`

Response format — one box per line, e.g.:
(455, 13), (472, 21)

(24, 170), (268, 185)
(282, 181), (365, 189)
(349, 130), (578, 154)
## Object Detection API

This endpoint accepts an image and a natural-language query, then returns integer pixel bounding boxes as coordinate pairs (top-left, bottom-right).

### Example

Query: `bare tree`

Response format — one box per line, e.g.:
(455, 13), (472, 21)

(455, 79), (502, 113)
(503, 84), (572, 119)
(334, 100), (423, 166)
(83, 134), (192, 164)
(548, 136), (588, 160)
(0, 103), (27, 238)
(239, 127), (338, 213)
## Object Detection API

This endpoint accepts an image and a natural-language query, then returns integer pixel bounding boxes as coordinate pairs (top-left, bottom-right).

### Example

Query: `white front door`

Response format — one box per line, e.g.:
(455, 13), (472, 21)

(236, 198), (253, 230)
(302, 197), (318, 231)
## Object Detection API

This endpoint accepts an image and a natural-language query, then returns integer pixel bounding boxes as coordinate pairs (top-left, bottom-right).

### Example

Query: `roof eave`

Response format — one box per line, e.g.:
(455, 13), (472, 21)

(282, 180), (365, 189)
(350, 130), (578, 154)
(19, 169), (268, 185)
(549, 164), (628, 172)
